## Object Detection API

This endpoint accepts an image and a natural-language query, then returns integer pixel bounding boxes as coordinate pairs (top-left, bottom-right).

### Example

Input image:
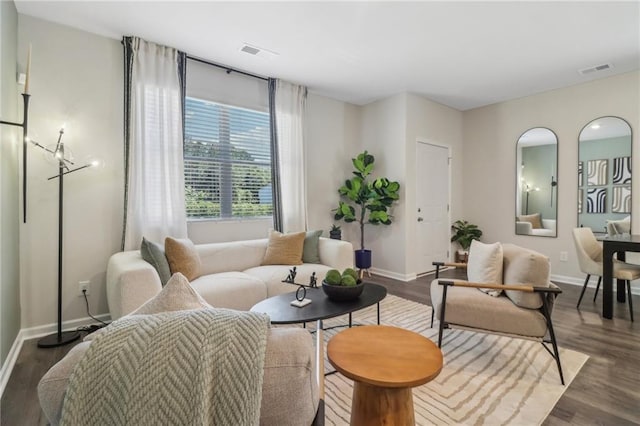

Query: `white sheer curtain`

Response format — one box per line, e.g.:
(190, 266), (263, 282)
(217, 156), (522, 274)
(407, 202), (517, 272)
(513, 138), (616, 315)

(274, 80), (308, 233)
(123, 38), (187, 250)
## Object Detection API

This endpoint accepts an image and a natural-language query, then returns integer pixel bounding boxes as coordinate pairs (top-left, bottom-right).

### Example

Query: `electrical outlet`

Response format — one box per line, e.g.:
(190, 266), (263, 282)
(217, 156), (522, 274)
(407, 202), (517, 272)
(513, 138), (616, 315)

(79, 280), (90, 296)
(559, 251), (568, 262)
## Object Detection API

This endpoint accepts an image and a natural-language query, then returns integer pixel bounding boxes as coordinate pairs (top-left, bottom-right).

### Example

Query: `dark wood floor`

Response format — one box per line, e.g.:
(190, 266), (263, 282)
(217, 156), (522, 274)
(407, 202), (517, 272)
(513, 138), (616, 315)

(2, 269), (639, 425)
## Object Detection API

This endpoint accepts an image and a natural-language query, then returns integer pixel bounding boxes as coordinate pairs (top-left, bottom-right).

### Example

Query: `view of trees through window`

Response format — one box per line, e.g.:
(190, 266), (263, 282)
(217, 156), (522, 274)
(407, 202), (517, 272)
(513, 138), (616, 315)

(184, 97), (273, 219)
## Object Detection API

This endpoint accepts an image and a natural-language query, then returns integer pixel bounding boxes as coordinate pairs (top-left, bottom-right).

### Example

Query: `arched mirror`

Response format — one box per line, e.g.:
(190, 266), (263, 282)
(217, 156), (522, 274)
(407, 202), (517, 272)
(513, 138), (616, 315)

(578, 116), (632, 235)
(515, 128), (558, 237)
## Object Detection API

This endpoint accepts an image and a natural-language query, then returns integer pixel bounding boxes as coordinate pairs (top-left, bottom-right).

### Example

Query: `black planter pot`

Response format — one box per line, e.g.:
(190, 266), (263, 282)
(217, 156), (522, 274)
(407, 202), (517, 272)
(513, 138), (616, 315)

(355, 249), (372, 269)
(329, 230), (342, 240)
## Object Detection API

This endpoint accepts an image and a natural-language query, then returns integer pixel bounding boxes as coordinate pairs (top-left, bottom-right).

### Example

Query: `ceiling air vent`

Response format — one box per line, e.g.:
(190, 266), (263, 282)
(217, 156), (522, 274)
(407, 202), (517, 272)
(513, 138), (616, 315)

(579, 63), (613, 75)
(240, 45), (261, 55)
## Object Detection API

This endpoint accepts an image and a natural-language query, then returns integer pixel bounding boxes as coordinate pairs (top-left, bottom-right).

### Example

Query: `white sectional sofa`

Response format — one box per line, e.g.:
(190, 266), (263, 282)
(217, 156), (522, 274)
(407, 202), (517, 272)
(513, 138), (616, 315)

(107, 237), (354, 319)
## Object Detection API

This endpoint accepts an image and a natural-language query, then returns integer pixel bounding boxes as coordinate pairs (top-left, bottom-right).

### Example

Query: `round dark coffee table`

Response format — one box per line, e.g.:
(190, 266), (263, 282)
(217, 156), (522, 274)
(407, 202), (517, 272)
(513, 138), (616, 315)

(251, 282), (387, 398)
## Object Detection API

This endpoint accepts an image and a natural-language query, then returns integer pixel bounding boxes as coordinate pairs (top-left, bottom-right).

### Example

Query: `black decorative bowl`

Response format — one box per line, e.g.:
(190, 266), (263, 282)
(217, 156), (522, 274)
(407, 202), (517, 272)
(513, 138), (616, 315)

(322, 280), (364, 302)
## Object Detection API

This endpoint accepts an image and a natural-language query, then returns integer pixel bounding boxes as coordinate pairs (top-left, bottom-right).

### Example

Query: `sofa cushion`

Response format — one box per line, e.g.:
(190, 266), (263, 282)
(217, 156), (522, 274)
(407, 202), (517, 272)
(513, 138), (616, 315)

(467, 240), (503, 296)
(140, 237), (171, 286)
(302, 230), (323, 264)
(132, 272), (212, 315)
(430, 279), (548, 337)
(502, 244), (550, 309)
(244, 264), (333, 297)
(261, 230), (305, 266)
(165, 237), (202, 281)
(190, 272), (267, 311)
(517, 213), (542, 229)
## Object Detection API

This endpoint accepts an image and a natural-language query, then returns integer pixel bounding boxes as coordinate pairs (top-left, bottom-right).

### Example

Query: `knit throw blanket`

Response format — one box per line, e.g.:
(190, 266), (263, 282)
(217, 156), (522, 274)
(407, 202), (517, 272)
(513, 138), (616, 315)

(60, 308), (270, 426)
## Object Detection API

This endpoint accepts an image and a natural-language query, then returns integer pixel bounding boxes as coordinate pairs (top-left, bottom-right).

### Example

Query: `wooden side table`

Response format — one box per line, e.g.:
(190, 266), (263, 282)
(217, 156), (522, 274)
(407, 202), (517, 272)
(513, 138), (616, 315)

(327, 325), (443, 425)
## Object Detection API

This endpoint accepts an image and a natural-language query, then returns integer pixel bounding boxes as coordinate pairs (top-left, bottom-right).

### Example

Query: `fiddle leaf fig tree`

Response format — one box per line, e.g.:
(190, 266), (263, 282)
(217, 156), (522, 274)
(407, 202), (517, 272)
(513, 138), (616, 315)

(450, 220), (483, 251)
(333, 151), (400, 251)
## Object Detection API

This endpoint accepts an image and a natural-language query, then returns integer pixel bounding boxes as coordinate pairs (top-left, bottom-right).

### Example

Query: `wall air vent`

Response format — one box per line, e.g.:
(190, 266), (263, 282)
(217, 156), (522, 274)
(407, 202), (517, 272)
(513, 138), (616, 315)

(240, 45), (261, 55)
(579, 63), (613, 75)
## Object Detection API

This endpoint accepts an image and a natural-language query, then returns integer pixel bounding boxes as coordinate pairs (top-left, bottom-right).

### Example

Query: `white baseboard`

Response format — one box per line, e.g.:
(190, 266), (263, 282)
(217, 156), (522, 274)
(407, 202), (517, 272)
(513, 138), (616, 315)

(551, 274), (640, 296)
(0, 313), (111, 399)
(369, 268), (416, 282)
(0, 329), (25, 399)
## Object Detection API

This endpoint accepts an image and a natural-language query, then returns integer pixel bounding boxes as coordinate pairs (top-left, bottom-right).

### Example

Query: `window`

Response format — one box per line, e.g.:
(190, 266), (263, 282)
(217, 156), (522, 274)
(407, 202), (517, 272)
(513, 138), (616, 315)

(183, 58), (272, 220)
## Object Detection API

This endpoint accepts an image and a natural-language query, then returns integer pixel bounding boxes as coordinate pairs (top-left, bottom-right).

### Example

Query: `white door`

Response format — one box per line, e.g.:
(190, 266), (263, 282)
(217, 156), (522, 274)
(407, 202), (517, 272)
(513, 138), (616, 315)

(416, 141), (450, 274)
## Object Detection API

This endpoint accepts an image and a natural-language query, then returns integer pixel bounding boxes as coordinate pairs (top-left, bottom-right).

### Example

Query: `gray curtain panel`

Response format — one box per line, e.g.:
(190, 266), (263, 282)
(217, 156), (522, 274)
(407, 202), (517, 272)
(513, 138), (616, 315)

(269, 78), (283, 232)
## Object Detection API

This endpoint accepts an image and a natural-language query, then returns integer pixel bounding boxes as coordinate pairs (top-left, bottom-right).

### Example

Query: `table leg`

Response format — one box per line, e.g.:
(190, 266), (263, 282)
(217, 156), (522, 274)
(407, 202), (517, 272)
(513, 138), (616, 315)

(603, 245), (615, 319)
(351, 381), (414, 426)
(316, 319), (324, 399)
(617, 251), (627, 303)
(377, 302), (380, 325)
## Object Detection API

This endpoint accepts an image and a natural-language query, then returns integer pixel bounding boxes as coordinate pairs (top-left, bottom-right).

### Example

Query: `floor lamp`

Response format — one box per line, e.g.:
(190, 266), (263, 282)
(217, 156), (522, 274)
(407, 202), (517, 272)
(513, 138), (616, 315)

(34, 128), (100, 348)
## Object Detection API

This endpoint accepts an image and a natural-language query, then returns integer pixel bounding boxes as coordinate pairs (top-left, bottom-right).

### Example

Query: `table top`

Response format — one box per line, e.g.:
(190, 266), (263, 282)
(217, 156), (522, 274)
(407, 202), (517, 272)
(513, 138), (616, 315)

(250, 282), (387, 324)
(602, 234), (640, 244)
(327, 325), (443, 388)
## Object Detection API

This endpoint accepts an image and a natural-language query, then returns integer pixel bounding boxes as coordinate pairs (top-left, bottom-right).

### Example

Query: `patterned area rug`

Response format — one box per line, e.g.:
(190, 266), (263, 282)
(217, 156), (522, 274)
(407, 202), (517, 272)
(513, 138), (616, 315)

(318, 294), (588, 426)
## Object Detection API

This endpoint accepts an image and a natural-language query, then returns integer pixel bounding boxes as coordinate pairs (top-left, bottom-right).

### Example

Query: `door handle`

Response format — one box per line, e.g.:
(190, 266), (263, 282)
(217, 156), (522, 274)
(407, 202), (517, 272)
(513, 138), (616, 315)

(417, 217), (424, 222)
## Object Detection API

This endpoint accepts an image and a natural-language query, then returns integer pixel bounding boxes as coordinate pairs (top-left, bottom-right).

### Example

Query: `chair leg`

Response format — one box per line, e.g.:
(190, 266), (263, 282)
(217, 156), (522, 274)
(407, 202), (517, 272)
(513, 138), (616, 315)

(437, 284), (449, 348)
(577, 274), (590, 309)
(593, 276), (602, 302)
(542, 295), (565, 385)
(627, 281), (634, 322)
(430, 309), (434, 328)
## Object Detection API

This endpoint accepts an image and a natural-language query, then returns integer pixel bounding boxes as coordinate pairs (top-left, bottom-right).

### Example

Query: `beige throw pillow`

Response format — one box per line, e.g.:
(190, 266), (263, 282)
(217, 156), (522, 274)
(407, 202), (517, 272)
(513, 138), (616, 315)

(165, 237), (202, 281)
(132, 272), (212, 315)
(467, 240), (503, 297)
(261, 230), (306, 265)
(502, 244), (550, 309)
(517, 213), (542, 229)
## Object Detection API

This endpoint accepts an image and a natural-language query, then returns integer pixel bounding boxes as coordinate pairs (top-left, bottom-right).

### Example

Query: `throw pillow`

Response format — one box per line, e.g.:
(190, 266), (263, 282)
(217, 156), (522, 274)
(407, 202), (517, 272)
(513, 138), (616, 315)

(261, 230), (305, 266)
(517, 213), (542, 229)
(467, 240), (504, 297)
(502, 244), (550, 309)
(165, 237), (202, 281)
(131, 272), (212, 315)
(140, 237), (171, 286)
(302, 230), (323, 264)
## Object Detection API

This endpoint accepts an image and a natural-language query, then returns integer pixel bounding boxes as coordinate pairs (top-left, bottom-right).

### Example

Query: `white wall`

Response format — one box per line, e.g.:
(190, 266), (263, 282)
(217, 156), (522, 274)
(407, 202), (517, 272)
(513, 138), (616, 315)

(360, 94), (407, 276)
(18, 15), (123, 328)
(305, 92), (361, 245)
(1, 0), (21, 365)
(462, 71), (640, 281)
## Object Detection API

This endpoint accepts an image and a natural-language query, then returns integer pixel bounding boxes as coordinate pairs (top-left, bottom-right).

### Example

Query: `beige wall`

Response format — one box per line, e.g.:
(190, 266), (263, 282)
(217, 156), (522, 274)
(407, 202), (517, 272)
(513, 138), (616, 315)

(462, 71), (640, 281)
(18, 15), (123, 328)
(1, 0), (20, 365)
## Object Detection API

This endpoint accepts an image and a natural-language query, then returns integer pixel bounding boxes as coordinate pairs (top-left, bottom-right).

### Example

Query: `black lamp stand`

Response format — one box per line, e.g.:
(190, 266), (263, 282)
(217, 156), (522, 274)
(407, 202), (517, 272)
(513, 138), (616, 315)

(0, 93), (30, 223)
(35, 129), (91, 348)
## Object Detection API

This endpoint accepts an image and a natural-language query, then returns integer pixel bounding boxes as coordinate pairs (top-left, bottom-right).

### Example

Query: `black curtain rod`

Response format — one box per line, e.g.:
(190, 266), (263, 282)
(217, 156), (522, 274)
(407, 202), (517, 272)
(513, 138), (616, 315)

(186, 55), (269, 82)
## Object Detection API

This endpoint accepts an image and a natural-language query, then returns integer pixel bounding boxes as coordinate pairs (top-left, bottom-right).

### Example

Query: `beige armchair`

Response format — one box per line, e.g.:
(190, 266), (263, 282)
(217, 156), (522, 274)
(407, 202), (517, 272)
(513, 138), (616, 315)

(430, 243), (564, 384)
(572, 227), (640, 321)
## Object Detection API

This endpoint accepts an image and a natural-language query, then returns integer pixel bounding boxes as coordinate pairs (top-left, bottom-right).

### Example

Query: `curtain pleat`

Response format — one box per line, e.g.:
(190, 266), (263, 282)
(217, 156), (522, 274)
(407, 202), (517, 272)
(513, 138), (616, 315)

(268, 78), (283, 232)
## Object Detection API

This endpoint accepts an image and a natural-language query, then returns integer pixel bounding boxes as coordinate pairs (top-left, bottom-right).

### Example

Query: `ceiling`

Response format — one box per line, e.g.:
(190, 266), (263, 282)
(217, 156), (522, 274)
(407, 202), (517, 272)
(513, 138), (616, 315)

(15, 1), (640, 111)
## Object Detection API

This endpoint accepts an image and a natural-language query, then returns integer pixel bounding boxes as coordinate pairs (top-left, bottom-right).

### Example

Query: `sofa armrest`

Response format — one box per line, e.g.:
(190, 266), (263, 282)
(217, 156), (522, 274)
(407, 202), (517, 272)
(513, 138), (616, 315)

(318, 237), (354, 270)
(542, 219), (556, 232)
(516, 221), (533, 235)
(106, 251), (162, 320)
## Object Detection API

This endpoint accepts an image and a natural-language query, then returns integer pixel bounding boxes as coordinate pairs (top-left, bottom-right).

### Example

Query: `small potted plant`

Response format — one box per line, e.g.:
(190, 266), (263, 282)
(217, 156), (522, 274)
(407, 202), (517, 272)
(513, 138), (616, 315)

(451, 220), (483, 262)
(329, 224), (342, 240)
(322, 268), (364, 301)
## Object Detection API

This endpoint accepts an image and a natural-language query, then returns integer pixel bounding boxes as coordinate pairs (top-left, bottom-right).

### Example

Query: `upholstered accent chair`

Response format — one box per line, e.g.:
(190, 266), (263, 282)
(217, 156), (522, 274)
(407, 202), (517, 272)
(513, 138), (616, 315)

(572, 227), (640, 321)
(430, 242), (564, 384)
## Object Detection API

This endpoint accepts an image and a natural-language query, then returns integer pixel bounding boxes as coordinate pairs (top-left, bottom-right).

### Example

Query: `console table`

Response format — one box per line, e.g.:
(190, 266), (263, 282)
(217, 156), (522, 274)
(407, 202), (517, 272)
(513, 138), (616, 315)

(602, 234), (640, 319)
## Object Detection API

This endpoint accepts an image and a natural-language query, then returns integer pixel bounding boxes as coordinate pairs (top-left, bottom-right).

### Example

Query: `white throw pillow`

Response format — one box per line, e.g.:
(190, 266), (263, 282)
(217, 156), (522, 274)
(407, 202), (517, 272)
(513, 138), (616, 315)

(132, 272), (212, 315)
(467, 240), (504, 297)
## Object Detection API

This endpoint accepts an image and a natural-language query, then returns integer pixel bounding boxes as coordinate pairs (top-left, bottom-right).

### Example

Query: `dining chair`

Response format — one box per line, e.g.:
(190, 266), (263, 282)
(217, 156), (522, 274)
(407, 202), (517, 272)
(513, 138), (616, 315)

(572, 227), (640, 321)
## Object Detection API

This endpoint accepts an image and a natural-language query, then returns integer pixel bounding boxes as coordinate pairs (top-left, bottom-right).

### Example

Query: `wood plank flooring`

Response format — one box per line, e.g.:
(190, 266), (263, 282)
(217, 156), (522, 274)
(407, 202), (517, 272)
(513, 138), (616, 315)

(2, 269), (639, 425)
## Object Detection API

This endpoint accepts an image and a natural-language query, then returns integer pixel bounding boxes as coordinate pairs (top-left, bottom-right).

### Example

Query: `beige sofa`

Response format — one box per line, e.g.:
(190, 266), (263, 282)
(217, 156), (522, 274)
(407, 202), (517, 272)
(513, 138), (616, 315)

(107, 237), (354, 319)
(38, 327), (320, 426)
